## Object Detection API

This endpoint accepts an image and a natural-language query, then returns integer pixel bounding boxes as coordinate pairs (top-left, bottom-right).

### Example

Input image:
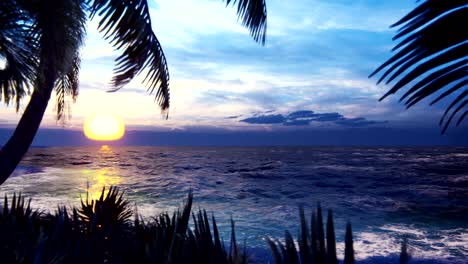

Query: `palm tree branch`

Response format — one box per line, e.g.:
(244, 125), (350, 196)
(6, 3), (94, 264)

(379, 43), (467, 101)
(404, 67), (466, 109)
(400, 60), (466, 102)
(391, 0), (466, 30)
(0, 0), (38, 109)
(55, 56), (80, 121)
(224, 0), (267, 45)
(441, 94), (467, 134)
(456, 111), (466, 126)
(371, 0), (467, 132)
(431, 79), (468, 105)
(89, 0), (170, 112)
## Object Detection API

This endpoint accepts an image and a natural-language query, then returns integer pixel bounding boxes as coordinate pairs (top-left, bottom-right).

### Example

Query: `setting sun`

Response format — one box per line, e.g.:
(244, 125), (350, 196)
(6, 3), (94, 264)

(83, 113), (125, 141)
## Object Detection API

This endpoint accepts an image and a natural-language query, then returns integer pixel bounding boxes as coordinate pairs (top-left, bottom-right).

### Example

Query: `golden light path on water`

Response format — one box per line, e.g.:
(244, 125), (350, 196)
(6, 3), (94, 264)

(77, 145), (123, 200)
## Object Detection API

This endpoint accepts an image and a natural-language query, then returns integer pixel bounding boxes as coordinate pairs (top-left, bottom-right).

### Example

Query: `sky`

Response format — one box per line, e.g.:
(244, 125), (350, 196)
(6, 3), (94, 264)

(0, 0), (467, 146)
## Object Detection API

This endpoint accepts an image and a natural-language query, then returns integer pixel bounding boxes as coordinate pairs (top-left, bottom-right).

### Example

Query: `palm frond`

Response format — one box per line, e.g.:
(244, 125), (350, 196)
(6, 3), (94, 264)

(0, 0), (37, 109)
(55, 56), (80, 121)
(298, 206), (311, 264)
(78, 186), (132, 229)
(344, 222), (355, 264)
(224, 0), (267, 45)
(89, 0), (170, 113)
(33, 0), (86, 97)
(316, 203), (326, 263)
(326, 209), (337, 264)
(1, 193), (37, 221)
(370, 0), (467, 133)
(400, 237), (411, 264)
(266, 238), (283, 264)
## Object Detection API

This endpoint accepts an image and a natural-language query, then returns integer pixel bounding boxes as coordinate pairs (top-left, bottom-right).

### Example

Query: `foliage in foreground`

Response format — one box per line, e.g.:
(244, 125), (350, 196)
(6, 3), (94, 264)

(0, 187), (246, 263)
(370, 0), (467, 133)
(0, 187), (412, 263)
(266, 205), (411, 264)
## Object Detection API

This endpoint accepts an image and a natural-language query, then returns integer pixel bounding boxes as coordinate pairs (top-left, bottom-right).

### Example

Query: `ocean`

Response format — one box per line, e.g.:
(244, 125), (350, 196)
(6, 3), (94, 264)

(1, 146), (467, 263)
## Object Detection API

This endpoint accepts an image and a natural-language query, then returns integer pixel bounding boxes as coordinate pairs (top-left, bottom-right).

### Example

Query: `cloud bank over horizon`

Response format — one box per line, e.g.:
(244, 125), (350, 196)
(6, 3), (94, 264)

(240, 110), (388, 127)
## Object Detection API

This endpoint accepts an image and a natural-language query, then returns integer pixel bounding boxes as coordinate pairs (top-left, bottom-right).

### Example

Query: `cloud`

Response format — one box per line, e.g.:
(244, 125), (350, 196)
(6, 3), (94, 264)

(241, 114), (286, 124)
(240, 110), (387, 127)
(225, 115), (242, 119)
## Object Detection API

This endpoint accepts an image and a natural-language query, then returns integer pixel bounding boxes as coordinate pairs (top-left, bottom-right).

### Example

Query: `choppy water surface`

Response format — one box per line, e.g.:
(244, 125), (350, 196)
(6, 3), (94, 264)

(1, 146), (467, 263)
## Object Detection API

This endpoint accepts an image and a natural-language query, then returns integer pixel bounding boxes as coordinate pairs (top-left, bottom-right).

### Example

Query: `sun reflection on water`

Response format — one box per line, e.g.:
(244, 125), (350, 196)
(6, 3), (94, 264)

(79, 145), (124, 200)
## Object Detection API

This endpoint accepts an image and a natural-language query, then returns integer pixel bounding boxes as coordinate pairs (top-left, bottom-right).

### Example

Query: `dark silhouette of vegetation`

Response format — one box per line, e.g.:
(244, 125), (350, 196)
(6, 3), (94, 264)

(0, 0), (268, 185)
(371, 0), (467, 133)
(326, 209), (337, 264)
(311, 211), (319, 263)
(267, 204), (343, 264)
(267, 205), (414, 264)
(0, 187), (248, 263)
(267, 204), (338, 264)
(344, 222), (354, 264)
(299, 207), (311, 264)
(317, 204), (326, 263)
(399, 237), (411, 264)
(0, 187), (418, 263)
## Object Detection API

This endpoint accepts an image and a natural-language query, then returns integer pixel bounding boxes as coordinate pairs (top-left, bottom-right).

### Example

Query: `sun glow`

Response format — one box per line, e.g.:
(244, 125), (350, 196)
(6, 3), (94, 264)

(83, 113), (125, 141)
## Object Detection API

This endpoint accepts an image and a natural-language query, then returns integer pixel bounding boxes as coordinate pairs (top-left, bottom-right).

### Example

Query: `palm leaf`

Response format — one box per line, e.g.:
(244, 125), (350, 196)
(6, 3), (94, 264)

(344, 222), (355, 264)
(0, 0), (37, 109)
(55, 56), (80, 121)
(89, 0), (170, 113)
(298, 206), (311, 264)
(327, 209), (337, 264)
(224, 0), (267, 45)
(370, 0), (467, 133)
(266, 238), (283, 264)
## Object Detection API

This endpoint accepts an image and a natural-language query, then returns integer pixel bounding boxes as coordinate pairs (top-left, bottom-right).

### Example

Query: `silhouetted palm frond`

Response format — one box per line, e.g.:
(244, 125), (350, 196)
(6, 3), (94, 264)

(55, 55), (80, 121)
(89, 0), (171, 113)
(33, 0), (87, 89)
(79, 186), (132, 229)
(400, 237), (411, 264)
(370, 0), (467, 133)
(224, 0), (268, 45)
(0, 0), (37, 109)
(344, 222), (355, 264)
(326, 209), (337, 264)
(1, 193), (38, 222)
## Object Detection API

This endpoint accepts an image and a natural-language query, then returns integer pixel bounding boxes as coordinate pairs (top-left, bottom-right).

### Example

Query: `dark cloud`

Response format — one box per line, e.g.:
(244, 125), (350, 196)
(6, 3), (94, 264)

(240, 110), (386, 127)
(241, 114), (285, 124)
(284, 120), (311, 126)
(312, 113), (344, 122)
(225, 115), (242, 119)
(335, 118), (388, 127)
(286, 110), (315, 119)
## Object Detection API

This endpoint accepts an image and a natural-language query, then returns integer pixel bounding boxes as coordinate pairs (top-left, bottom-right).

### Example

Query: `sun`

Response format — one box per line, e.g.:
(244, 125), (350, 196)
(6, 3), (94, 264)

(83, 113), (125, 141)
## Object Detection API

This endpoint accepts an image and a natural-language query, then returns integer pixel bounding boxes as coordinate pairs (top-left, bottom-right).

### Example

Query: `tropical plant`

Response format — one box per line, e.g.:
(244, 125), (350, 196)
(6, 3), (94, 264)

(267, 205), (343, 264)
(0, 187), (420, 263)
(0, 0), (268, 185)
(267, 205), (413, 264)
(79, 186), (132, 228)
(344, 222), (354, 264)
(370, 0), (467, 133)
(0, 187), (249, 263)
(0, 193), (41, 262)
(399, 237), (411, 264)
